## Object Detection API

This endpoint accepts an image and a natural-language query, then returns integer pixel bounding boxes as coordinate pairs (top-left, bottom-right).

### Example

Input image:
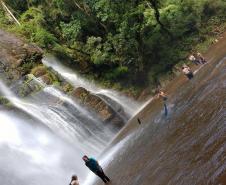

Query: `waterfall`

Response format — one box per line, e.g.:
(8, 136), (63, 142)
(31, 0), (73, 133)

(0, 79), (114, 152)
(42, 56), (141, 116)
(0, 54), (144, 184)
(0, 111), (89, 185)
(0, 54), (145, 185)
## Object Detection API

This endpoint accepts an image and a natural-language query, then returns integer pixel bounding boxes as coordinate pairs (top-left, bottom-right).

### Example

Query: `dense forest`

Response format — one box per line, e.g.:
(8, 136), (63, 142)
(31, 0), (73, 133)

(0, 0), (226, 95)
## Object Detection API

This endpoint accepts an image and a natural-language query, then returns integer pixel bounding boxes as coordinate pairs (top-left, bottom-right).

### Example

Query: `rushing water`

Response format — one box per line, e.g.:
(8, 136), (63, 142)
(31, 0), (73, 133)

(0, 80), (113, 150)
(0, 51), (144, 184)
(0, 110), (89, 185)
(0, 77), (117, 184)
(42, 56), (141, 116)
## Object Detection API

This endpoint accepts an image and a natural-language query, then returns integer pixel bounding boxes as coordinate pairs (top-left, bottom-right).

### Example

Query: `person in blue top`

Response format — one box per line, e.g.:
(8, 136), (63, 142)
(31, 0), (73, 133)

(82, 155), (110, 183)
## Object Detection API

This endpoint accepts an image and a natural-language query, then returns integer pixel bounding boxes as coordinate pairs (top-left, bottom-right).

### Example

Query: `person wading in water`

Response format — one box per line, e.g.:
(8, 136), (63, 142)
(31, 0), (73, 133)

(157, 89), (168, 116)
(82, 155), (110, 184)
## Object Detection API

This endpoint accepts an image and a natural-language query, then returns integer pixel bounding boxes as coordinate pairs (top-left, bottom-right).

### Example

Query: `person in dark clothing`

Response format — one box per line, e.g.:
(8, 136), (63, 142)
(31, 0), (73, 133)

(137, 118), (141, 124)
(82, 155), (110, 183)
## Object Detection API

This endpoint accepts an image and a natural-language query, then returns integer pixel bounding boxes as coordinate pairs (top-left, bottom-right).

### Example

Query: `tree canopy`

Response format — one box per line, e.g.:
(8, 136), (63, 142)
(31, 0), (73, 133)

(1, 0), (226, 92)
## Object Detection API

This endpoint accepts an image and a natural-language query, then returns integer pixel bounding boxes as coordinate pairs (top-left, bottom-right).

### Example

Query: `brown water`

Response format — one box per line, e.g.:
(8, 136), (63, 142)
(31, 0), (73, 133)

(87, 34), (226, 185)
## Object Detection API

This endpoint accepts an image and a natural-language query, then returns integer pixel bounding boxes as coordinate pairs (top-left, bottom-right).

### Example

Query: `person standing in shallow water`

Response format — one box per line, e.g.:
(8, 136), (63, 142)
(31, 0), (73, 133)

(82, 155), (110, 184)
(157, 89), (168, 116)
(69, 175), (79, 185)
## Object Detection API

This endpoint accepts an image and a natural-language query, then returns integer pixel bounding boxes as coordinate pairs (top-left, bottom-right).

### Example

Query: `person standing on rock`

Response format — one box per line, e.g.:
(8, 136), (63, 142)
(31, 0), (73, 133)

(69, 175), (79, 185)
(157, 89), (168, 116)
(82, 155), (110, 184)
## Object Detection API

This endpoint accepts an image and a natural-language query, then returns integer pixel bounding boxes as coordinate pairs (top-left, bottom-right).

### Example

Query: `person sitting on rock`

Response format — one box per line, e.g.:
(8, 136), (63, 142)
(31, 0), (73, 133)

(196, 52), (207, 64)
(82, 155), (110, 184)
(69, 175), (79, 185)
(182, 64), (194, 80)
(189, 54), (201, 65)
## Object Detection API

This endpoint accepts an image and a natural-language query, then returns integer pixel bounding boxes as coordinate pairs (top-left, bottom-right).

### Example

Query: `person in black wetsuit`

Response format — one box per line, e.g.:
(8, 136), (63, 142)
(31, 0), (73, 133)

(82, 155), (110, 183)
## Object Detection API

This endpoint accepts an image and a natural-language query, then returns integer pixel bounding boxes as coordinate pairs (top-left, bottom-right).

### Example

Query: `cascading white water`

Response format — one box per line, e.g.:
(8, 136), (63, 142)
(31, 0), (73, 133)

(0, 80), (113, 154)
(0, 56), (144, 185)
(0, 111), (89, 184)
(0, 78), (119, 184)
(42, 56), (141, 116)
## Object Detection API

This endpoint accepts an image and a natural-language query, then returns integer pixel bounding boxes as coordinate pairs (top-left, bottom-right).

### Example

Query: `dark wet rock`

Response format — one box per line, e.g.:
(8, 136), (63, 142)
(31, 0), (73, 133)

(72, 87), (89, 100)
(11, 74), (44, 97)
(62, 83), (74, 93)
(31, 65), (47, 77)
(137, 88), (152, 101)
(0, 96), (13, 109)
(96, 93), (129, 121)
(72, 87), (126, 128)
(39, 74), (52, 85)
(0, 96), (9, 105)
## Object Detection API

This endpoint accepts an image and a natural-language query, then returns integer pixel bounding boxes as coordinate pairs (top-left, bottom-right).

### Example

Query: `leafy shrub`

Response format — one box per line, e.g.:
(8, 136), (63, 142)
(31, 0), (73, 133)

(105, 66), (128, 80)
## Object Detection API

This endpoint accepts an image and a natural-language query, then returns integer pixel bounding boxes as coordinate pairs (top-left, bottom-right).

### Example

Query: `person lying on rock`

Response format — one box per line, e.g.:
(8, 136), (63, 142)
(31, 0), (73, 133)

(82, 155), (110, 184)
(69, 175), (79, 185)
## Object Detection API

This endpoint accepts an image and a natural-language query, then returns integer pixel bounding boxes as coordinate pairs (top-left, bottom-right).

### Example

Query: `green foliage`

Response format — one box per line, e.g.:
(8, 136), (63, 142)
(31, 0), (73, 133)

(0, 9), (11, 27)
(1, 0), (226, 91)
(60, 19), (82, 43)
(105, 66), (128, 80)
(31, 65), (59, 84)
(10, 7), (57, 48)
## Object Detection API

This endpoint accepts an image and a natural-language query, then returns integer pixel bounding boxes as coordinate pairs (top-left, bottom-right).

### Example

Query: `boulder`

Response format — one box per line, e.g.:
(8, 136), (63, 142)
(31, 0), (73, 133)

(72, 87), (126, 128)
(72, 87), (89, 100)
(11, 74), (44, 97)
(40, 74), (52, 85)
